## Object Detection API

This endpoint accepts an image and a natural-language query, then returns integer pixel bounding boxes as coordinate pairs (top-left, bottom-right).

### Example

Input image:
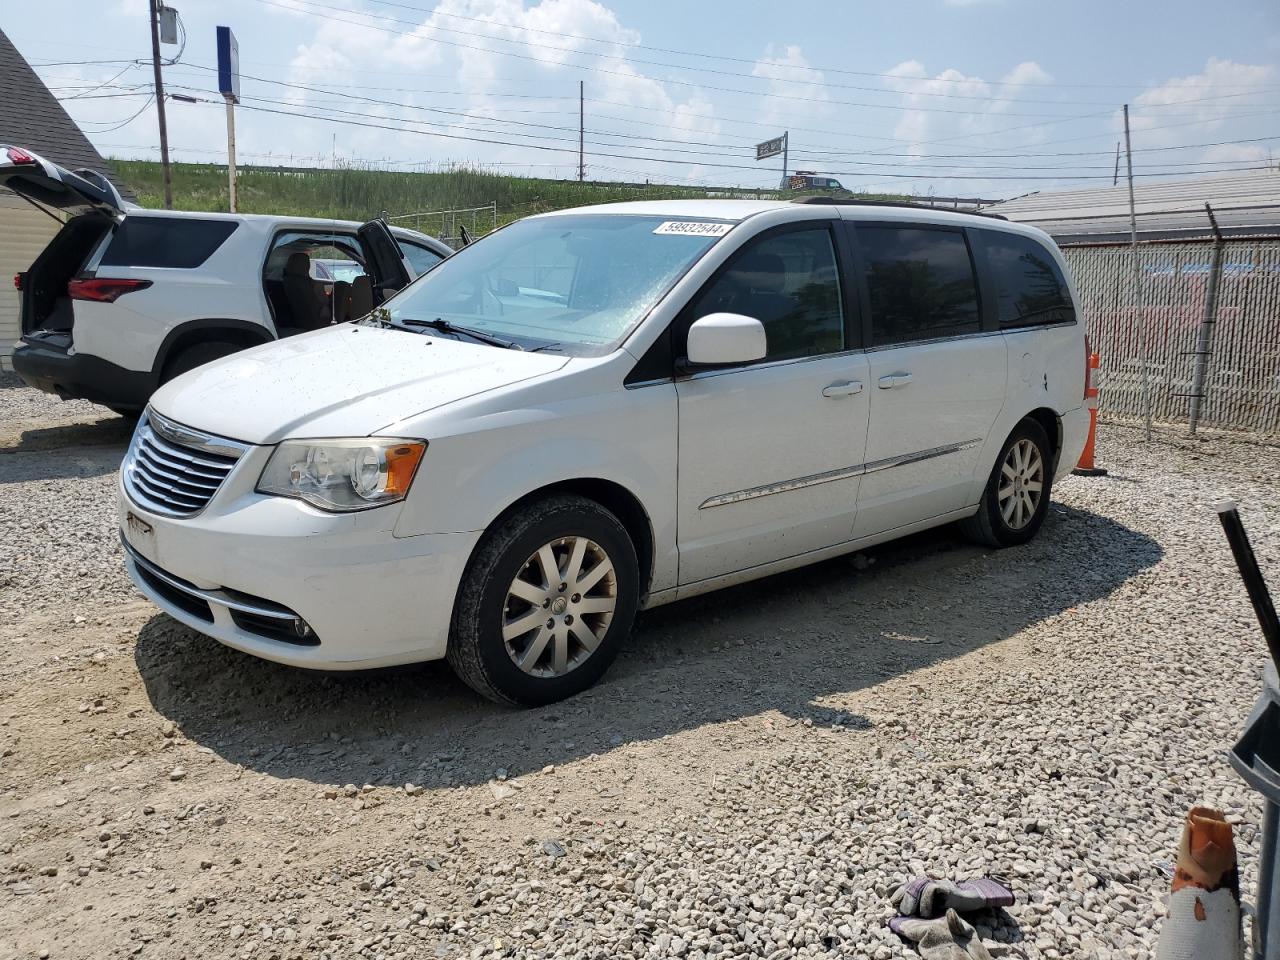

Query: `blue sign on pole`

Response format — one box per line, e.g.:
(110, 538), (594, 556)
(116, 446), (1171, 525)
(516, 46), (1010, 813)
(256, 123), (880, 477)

(216, 26), (239, 103)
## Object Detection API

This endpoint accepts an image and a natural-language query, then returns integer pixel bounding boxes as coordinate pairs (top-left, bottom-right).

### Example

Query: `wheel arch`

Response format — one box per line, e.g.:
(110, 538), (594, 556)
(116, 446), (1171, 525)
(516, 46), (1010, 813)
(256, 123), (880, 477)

(479, 478), (656, 601)
(151, 319), (275, 378)
(1023, 406), (1061, 472)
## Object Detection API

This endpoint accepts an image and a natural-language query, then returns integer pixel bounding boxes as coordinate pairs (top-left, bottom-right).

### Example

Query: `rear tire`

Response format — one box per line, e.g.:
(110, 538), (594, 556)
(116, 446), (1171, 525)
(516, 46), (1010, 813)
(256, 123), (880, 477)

(448, 495), (639, 707)
(960, 417), (1054, 548)
(160, 340), (242, 385)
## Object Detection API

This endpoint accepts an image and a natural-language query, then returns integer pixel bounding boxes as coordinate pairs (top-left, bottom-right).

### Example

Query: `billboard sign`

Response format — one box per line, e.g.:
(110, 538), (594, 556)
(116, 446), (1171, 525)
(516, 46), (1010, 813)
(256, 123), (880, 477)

(755, 135), (785, 160)
(216, 26), (240, 103)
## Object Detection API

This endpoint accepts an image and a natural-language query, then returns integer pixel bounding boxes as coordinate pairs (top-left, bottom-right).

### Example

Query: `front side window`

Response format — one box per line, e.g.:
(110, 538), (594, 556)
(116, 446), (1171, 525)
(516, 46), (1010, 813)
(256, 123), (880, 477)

(100, 217), (238, 269)
(382, 214), (728, 354)
(980, 230), (1075, 328)
(859, 225), (980, 346)
(686, 227), (844, 361)
(400, 241), (445, 277)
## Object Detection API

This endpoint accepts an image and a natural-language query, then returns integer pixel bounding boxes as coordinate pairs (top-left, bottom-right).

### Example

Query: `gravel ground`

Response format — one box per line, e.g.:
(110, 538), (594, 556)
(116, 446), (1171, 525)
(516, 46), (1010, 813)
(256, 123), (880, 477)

(2, 375), (1279, 960)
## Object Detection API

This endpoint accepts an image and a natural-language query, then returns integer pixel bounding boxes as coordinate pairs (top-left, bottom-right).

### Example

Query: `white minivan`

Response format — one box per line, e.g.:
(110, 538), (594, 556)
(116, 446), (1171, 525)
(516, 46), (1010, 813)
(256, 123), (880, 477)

(117, 198), (1089, 705)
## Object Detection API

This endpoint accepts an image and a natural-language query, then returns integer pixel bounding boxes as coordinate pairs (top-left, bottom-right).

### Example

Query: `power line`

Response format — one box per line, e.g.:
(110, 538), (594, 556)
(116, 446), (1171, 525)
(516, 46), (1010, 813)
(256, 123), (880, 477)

(193, 96), (1278, 182)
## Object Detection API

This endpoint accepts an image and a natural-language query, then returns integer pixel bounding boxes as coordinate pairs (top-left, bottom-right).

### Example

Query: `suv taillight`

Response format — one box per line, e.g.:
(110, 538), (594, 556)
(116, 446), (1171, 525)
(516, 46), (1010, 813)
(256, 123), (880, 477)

(67, 278), (153, 302)
(12, 273), (22, 292)
(5, 147), (36, 165)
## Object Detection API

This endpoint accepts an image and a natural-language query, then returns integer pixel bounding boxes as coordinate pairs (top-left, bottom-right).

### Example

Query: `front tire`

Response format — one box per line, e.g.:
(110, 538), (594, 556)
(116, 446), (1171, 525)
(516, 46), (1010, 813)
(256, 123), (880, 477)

(448, 495), (639, 706)
(961, 418), (1054, 548)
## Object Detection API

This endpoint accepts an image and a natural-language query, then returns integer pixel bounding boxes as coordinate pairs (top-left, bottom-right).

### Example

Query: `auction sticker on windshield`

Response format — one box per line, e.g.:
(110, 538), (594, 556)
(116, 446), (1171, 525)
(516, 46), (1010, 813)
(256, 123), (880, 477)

(653, 221), (734, 237)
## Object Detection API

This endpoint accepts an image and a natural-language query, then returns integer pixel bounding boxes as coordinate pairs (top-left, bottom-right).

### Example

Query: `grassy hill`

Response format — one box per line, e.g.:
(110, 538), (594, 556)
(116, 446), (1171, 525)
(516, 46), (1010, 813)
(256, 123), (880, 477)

(111, 159), (904, 239)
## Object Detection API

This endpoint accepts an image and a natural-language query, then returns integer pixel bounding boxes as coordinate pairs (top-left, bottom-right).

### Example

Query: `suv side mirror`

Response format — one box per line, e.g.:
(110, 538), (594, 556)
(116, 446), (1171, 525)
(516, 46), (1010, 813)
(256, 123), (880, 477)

(686, 313), (767, 367)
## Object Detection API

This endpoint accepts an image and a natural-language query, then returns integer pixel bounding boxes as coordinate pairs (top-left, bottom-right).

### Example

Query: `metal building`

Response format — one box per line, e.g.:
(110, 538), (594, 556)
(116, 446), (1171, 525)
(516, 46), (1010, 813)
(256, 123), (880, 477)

(983, 171), (1280, 437)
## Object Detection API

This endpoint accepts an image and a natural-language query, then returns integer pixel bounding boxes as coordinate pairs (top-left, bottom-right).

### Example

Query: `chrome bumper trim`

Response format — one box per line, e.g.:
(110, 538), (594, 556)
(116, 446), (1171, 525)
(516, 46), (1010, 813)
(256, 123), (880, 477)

(121, 535), (298, 621)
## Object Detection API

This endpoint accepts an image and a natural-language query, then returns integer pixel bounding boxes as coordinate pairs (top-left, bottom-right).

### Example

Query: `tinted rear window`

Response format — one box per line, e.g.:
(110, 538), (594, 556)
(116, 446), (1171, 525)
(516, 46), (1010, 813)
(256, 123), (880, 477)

(858, 225), (980, 346)
(101, 217), (238, 269)
(979, 230), (1076, 328)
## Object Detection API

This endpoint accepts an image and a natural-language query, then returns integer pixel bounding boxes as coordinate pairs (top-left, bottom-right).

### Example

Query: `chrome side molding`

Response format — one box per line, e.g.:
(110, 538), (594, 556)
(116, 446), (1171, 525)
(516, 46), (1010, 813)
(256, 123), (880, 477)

(699, 437), (982, 509)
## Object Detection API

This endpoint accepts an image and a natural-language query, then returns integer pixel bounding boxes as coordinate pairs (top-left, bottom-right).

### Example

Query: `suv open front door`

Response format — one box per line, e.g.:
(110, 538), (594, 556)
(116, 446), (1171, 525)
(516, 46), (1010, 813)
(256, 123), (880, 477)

(356, 218), (412, 304)
(0, 145), (125, 218)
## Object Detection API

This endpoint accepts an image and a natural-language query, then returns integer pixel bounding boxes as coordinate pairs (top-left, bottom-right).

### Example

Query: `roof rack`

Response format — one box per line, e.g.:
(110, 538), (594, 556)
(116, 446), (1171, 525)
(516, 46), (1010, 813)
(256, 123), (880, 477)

(790, 196), (1008, 220)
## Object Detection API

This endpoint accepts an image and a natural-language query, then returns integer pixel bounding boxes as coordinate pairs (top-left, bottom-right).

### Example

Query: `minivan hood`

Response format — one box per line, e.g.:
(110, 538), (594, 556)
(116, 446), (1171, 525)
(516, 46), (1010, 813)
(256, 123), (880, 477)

(149, 324), (570, 444)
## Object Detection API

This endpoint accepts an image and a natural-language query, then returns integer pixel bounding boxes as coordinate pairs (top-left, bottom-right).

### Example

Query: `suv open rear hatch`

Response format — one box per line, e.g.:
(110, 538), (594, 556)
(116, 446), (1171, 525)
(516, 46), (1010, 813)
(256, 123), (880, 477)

(0, 145), (125, 218)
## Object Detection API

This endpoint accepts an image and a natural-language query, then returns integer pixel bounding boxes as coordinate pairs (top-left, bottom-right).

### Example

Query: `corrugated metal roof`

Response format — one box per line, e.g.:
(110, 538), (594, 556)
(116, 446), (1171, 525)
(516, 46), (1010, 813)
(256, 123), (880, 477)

(982, 169), (1280, 245)
(0, 28), (134, 201)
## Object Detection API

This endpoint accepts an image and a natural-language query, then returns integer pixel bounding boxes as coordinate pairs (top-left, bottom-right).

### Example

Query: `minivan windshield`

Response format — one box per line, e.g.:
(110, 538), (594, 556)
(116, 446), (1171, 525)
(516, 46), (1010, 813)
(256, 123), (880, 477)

(374, 214), (732, 353)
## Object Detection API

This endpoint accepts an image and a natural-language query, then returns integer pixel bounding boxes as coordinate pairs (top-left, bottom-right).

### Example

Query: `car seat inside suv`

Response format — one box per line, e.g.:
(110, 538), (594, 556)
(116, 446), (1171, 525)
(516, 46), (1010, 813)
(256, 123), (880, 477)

(282, 251), (329, 334)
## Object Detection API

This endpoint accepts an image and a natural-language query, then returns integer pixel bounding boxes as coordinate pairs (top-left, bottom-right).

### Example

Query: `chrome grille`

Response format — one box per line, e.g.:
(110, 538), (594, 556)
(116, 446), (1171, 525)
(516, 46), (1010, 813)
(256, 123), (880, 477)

(123, 410), (248, 517)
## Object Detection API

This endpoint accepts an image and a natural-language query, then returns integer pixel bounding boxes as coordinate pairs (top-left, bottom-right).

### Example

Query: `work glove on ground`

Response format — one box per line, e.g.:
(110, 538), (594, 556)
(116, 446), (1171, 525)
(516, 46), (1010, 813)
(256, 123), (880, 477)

(891, 876), (1015, 919)
(889, 909), (994, 960)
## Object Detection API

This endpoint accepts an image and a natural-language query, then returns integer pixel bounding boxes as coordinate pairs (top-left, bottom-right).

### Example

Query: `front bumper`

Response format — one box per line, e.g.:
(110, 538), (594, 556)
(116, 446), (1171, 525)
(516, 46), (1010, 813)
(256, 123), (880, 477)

(118, 461), (481, 670)
(14, 337), (156, 410)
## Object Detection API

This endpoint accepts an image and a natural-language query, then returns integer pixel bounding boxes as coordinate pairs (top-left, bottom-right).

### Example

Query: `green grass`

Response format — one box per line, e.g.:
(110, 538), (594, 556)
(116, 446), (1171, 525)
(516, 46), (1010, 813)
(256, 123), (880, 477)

(110, 159), (904, 238)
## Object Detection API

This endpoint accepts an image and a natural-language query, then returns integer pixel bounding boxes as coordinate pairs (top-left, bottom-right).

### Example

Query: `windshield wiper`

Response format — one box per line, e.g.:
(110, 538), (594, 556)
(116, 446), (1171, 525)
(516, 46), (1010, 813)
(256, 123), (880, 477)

(397, 317), (518, 350)
(525, 342), (563, 353)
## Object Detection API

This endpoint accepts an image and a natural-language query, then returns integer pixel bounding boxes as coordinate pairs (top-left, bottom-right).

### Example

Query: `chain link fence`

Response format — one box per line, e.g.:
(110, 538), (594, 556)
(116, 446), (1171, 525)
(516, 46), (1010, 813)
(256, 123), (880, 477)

(1064, 239), (1280, 437)
(386, 203), (498, 250)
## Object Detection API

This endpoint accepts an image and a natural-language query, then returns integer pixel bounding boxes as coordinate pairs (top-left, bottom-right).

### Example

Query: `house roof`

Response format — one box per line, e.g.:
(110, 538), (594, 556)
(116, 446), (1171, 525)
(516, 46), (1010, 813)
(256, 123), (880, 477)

(0, 28), (134, 201)
(982, 169), (1280, 245)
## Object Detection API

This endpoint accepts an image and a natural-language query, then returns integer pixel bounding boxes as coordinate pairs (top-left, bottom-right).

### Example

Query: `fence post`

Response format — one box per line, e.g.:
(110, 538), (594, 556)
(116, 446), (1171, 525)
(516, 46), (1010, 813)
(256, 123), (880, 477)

(1188, 203), (1225, 435)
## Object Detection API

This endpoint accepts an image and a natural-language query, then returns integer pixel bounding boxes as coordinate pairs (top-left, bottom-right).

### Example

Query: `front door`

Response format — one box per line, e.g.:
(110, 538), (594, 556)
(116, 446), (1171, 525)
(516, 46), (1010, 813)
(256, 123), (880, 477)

(846, 222), (1008, 538)
(675, 223), (871, 586)
(357, 218), (412, 298)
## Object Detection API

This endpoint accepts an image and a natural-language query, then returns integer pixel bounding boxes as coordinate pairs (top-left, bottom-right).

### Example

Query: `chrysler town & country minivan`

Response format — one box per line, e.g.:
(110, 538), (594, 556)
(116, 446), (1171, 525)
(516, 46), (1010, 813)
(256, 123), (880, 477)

(116, 198), (1089, 705)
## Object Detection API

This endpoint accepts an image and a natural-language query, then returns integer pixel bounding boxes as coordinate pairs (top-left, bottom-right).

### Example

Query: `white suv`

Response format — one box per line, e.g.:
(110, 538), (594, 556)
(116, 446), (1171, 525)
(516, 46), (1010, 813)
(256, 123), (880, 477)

(1, 145), (451, 414)
(117, 198), (1089, 706)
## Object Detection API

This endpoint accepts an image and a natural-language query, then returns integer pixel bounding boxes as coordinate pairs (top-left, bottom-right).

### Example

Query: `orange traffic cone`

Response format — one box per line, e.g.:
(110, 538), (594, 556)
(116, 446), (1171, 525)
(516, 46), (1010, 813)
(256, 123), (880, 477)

(1073, 352), (1107, 477)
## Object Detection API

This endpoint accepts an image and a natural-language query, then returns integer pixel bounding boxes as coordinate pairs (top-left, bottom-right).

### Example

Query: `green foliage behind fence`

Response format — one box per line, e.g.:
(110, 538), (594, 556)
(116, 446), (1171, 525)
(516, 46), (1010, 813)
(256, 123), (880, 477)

(110, 160), (801, 231)
(111, 160), (907, 234)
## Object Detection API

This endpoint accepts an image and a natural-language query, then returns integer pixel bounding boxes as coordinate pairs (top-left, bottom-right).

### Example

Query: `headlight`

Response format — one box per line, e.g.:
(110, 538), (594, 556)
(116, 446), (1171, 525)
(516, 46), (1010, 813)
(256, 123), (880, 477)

(256, 438), (426, 512)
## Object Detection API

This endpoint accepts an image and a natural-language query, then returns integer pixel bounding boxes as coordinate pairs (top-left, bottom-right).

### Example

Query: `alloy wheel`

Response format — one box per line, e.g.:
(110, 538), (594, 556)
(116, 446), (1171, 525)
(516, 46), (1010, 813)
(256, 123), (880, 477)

(501, 536), (617, 678)
(998, 438), (1044, 531)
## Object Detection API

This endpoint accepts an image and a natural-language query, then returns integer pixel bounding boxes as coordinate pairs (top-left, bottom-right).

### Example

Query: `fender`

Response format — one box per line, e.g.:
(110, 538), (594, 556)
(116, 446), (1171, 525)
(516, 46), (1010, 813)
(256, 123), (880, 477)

(150, 318), (276, 378)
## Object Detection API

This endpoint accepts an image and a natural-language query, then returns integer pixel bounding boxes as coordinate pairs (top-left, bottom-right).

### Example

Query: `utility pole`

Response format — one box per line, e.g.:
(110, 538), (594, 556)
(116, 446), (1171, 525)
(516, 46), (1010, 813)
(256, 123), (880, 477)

(578, 80), (585, 182)
(148, 0), (173, 209)
(1123, 104), (1153, 441)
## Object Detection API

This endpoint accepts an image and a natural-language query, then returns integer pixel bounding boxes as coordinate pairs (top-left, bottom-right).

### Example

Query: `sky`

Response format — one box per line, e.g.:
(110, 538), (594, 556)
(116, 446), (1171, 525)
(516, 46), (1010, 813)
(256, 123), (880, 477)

(6, 0), (1280, 200)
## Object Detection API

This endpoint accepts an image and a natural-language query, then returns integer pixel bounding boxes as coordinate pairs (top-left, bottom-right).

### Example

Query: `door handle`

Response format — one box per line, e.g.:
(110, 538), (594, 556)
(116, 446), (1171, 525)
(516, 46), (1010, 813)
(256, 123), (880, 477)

(822, 380), (864, 398)
(877, 372), (914, 389)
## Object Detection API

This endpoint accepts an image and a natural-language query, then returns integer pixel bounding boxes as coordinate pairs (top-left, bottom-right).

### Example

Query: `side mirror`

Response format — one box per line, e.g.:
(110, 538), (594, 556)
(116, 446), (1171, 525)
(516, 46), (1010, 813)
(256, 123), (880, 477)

(686, 313), (767, 367)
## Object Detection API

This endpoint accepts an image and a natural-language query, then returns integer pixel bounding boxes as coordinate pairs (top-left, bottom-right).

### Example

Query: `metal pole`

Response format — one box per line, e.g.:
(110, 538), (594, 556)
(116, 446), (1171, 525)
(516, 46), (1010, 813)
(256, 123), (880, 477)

(148, 0), (173, 209)
(782, 131), (789, 186)
(1188, 203), (1224, 434)
(224, 94), (237, 213)
(1113, 141), (1121, 187)
(491, 201), (497, 234)
(1123, 104), (1153, 441)
(578, 80), (584, 182)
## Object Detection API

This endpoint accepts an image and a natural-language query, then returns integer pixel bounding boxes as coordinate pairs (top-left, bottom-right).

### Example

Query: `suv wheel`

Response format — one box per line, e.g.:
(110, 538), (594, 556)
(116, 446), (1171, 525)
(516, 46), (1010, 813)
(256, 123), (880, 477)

(960, 418), (1054, 548)
(448, 495), (639, 706)
(161, 340), (243, 384)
